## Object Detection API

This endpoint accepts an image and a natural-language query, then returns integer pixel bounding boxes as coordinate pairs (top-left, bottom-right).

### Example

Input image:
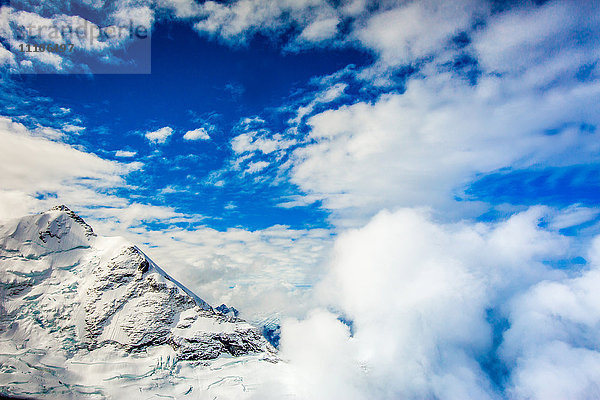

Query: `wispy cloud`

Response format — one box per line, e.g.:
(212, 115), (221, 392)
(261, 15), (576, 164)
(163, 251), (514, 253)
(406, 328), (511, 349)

(245, 160), (269, 174)
(115, 150), (137, 158)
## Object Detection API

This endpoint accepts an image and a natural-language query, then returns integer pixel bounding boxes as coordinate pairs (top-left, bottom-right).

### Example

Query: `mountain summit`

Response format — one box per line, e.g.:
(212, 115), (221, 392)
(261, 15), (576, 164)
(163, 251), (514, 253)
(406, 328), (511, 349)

(0, 206), (277, 398)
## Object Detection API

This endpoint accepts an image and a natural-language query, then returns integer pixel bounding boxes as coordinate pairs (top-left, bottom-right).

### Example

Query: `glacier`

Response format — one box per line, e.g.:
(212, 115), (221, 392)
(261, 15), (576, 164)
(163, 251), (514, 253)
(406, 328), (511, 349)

(0, 206), (279, 399)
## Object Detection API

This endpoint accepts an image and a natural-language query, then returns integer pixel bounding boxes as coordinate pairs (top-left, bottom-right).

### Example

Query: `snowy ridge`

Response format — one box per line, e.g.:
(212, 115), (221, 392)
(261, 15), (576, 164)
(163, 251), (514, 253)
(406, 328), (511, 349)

(139, 246), (212, 312)
(0, 206), (278, 399)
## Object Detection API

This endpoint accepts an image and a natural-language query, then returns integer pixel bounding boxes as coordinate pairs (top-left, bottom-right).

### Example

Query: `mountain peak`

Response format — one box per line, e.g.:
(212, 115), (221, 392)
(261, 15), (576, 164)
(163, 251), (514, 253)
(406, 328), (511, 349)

(43, 204), (95, 238)
(47, 204), (73, 213)
(0, 208), (276, 398)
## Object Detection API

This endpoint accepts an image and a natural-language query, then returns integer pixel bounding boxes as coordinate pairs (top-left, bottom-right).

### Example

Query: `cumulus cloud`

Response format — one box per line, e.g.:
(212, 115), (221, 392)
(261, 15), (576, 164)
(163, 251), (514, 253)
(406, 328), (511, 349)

(502, 265), (600, 399)
(231, 131), (296, 155)
(354, 0), (485, 67)
(4, 0), (592, 78)
(190, 0), (341, 44)
(149, 1), (599, 227)
(275, 309), (363, 400)
(177, 0), (483, 64)
(272, 207), (600, 399)
(183, 127), (211, 141)
(230, 117), (296, 158)
(145, 126), (174, 144)
(110, 5), (154, 29)
(289, 64), (600, 224)
(192, 0), (284, 42)
(473, 1), (600, 86)
(300, 17), (339, 42)
(115, 149), (137, 158)
(157, 0), (201, 19)
(0, 116), (133, 218)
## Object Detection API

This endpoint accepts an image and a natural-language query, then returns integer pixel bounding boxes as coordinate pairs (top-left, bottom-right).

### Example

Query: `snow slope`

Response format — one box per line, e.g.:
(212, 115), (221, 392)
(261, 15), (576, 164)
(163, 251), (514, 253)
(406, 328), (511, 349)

(0, 206), (278, 399)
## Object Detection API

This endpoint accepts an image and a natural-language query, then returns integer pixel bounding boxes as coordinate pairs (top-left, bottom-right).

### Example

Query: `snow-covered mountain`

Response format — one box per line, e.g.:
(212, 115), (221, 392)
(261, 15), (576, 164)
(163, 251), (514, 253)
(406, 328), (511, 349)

(0, 206), (278, 399)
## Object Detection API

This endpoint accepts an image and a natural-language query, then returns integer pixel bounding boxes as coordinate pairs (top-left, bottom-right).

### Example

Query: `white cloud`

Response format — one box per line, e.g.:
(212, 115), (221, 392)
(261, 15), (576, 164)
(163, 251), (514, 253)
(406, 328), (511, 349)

(230, 132), (254, 153)
(115, 150), (137, 158)
(230, 116), (296, 157)
(0, 43), (16, 67)
(0, 116), (131, 219)
(183, 127), (210, 141)
(145, 126), (174, 144)
(277, 194), (324, 209)
(290, 82), (347, 125)
(92, 218), (332, 321)
(473, 1), (600, 86)
(6, 0), (592, 79)
(272, 207), (600, 399)
(190, 0), (340, 44)
(0, 3), (153, 73)
(157, 0), (201, 18)
(548, 205), (599, 231)
(276, 309), (363, 400)
(192, 0), (284, 42)
(316, 82), (347, 103)
(289, 68), (600, 225)
(245, 160), (269, 174)
(0, 115), (332, 323)
(231, 131), (296, 155)
(110, 5), (154, 29)
(298, 17), (339, 42)
(33, 125), (65, 140)
(180, 0), (485, 68)
(354, 0), (484, 67)
(62, 123), (85, 134)
(501, 237), (600, 398)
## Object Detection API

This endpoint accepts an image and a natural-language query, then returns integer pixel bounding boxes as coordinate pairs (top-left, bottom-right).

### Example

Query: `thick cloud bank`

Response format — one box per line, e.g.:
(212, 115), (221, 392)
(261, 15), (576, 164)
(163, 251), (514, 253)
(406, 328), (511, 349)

(273, 208), (600, 399)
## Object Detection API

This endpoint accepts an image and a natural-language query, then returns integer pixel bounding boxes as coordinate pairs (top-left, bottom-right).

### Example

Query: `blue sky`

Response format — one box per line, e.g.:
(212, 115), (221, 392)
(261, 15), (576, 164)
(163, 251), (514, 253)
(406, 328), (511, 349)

(2, 2), (599, 236)
(2, 1), (600, 397)
(1, 0), (599, 290)
(5, 27), (599, 232)
(3, 21), (374, 230)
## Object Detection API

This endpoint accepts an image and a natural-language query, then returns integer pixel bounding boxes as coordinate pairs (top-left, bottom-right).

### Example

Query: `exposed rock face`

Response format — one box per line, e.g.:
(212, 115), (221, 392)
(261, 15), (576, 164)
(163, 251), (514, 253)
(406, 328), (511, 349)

(0, 206), (277, 398)
(46, 204), (96, 238)
(82, 245), (195, 352)
(216, 303), (239, 318)
(173, 327), (267, 360)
